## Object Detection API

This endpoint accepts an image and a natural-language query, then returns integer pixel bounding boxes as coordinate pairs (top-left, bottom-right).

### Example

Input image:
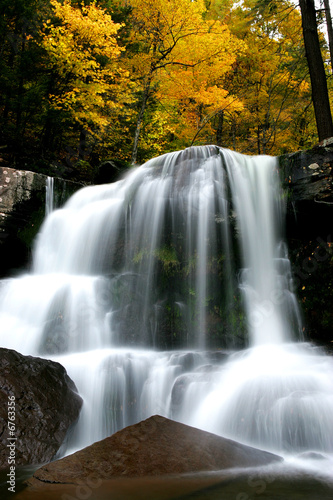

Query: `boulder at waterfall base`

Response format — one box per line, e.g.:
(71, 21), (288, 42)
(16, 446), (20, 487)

(27, 415), (282, 487)
(0, 348), (82, 468)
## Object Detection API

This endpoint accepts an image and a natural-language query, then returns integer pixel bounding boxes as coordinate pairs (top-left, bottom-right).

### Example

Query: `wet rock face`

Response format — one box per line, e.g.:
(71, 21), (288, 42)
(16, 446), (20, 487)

(279, 141), (333, 203)
(27, 415), (282, 486)
(0, 167), (81, 277)
(0, 167), (46, 276)
(0, 348), (82, 468)
(279, 142), (333, 349)
(279, 142), (333, 243)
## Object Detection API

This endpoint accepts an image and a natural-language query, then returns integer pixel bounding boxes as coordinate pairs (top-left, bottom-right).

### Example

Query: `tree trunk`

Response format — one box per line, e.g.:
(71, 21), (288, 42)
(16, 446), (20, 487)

(299, 0), (333, 142)
(79, 129), (88, 160)
(14, 30), (27, 145)
(216, 110), (224, 146)
(323, 0), (333, 73)
(131, 75), (153, 166)
(257, 125), (261, 154)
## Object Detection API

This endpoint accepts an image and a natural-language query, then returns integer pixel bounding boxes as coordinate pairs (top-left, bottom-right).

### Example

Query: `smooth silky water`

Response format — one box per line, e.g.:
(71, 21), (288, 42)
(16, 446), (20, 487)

(0, 146), (332, 494)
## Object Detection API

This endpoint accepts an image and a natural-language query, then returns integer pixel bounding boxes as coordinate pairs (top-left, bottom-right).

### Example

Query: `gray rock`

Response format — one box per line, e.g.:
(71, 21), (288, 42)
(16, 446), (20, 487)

(0, 348), (82, 468)
(0, 166), (81, 277)
(279, 141), (333, 202)
(278, 141), (333, 349)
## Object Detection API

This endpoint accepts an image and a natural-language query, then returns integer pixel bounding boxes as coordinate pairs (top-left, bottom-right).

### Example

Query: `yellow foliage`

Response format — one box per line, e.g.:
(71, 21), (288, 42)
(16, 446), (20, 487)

(41, 0), (131, 135)
(37, 0), (316, 161)
(117, 0), (245, 153)
(215, 0), (314, 155)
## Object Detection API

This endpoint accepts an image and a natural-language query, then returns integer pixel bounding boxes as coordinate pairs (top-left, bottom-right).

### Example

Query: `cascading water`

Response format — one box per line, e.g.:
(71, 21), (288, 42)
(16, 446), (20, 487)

(0, 146), (332, 472)
(46, 176), (54, 216)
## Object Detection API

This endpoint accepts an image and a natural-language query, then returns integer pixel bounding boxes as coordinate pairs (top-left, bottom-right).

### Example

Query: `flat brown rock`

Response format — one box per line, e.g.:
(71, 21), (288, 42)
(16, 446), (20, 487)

(28, 415), (282, 487)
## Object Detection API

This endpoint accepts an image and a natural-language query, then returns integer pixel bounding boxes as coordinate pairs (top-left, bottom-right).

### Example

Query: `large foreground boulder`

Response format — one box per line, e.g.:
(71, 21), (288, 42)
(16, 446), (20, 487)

(28, 415), (282, 487)
(0, 348), (82, 468)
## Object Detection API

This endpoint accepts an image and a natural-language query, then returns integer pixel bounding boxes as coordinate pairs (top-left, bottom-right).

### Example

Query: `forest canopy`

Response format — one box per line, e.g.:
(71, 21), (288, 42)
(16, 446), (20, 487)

(0, 0), (332, 181)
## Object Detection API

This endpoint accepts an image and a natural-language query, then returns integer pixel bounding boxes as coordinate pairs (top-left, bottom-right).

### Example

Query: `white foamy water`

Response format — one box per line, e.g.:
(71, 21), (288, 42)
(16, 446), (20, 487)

(0, 146), (332, 476)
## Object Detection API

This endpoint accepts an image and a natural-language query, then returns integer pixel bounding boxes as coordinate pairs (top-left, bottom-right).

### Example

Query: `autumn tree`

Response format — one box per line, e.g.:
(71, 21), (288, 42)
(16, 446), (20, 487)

(248, 0), (333, 145)
(116, 0), (244, 164)
(2, 0), (331, 174)
(39, 0), (132, 176)
(209, 0), (316, 154)
(299, 0), (333, 142)
(323, 0), (333, 72)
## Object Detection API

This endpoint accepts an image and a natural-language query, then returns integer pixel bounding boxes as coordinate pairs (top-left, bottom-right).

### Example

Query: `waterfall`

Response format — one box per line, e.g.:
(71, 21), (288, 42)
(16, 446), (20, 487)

(45, 176), (54, 216)
(0, 146), (332, 465)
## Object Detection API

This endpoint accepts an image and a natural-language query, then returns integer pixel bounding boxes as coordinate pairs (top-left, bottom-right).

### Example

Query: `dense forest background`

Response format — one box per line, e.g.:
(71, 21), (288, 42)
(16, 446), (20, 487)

(0, 0), (332, 182)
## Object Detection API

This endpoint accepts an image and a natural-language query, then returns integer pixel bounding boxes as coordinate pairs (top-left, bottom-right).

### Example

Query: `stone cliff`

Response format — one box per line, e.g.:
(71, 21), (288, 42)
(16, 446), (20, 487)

(279, 139), (333, 349)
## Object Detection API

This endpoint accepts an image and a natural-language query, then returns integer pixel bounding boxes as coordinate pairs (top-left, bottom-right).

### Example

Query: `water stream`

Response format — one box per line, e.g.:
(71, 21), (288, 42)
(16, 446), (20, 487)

(0, 146), (332, 476)
(45, 176), (54, 216)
